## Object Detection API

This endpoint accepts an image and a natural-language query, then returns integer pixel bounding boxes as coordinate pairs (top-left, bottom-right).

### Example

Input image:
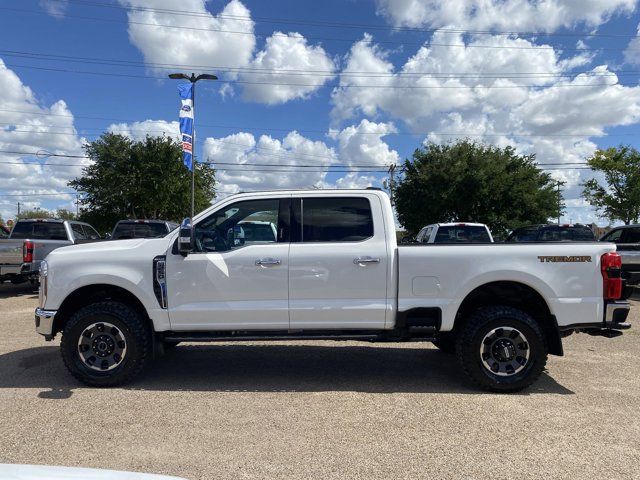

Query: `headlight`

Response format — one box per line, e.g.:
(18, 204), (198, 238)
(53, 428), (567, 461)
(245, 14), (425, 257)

(40, 260), (48, 277)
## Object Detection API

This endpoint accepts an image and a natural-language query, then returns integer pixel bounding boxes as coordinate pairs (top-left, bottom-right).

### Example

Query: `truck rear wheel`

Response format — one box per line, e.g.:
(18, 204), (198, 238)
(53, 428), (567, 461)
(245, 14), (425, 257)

(60, 301), (151, 387)
(456, 306), (547, 392)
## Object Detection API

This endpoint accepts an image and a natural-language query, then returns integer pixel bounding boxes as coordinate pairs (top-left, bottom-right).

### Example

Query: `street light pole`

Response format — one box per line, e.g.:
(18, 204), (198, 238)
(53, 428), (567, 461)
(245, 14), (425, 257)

(168, 72), (217, 220)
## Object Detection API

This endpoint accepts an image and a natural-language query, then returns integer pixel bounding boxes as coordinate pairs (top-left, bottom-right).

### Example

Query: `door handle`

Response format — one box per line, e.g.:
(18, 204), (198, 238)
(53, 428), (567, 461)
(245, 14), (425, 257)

(255, 258), (281, 266)
(353, 256), (381, 265)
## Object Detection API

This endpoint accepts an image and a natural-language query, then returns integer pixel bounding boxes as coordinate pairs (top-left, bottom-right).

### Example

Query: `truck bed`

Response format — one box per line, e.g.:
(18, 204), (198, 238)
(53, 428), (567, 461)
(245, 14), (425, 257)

(397, 242), (616, 330)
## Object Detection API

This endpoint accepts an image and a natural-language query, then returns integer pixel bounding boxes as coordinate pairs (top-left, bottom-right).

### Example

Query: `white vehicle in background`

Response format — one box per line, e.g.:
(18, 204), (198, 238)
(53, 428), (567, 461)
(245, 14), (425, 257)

(416, 222), (494, 243)
(34, 189), (630, 392)
(0, 463), (186, 480)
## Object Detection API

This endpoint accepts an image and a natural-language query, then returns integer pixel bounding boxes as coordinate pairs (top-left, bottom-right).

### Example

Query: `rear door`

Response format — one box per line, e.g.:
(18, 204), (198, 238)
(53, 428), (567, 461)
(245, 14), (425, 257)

(288, 194), (389, 329)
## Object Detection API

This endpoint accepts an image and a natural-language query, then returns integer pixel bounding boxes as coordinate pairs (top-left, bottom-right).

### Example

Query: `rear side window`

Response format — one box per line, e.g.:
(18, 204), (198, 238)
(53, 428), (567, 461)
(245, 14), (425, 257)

(83, 225), (101, 240)
(10, 222), (68, 240)
(434, 226), (491, 243)
(71, 223), (87, 240)
(623, 228), (640, 243)
(602, 229), (623, 242)
(296, 197), (374, 242)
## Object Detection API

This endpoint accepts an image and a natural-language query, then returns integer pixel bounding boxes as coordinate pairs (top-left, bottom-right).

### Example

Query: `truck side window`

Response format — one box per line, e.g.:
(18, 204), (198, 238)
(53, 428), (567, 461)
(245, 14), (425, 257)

(296, 197), (373, 242)
(71, 223), (87, 240)
(193, 199), (280, 253)
(602, 229), (623, 243)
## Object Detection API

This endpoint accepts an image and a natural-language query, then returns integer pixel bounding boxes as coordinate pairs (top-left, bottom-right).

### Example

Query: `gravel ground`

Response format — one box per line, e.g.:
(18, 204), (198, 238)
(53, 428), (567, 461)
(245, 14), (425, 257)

(0, 282), (639, 480)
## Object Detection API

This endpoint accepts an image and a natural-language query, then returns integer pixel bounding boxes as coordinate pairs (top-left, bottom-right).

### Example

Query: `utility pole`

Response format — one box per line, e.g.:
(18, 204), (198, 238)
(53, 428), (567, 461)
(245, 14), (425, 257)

(556, 181), (563, 225)
(17, 201), (20, 218)
(388, 164), (396, 206)
(75, 194), (79, 217)
(168, 72), (217, 220)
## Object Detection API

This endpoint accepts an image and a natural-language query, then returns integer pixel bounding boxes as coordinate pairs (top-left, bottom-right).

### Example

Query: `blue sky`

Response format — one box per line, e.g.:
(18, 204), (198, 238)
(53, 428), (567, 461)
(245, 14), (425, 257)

(2, 0), (640, 226)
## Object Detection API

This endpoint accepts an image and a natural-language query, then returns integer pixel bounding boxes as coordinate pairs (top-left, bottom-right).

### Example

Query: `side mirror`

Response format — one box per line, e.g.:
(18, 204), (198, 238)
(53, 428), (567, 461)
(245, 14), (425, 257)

(178, 218), (194, 256)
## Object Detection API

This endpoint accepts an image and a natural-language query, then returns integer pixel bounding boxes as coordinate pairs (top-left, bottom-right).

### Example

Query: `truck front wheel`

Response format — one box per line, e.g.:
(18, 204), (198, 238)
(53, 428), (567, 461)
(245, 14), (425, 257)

(456, 306), (548, 392)
(60, 301), (151, 387)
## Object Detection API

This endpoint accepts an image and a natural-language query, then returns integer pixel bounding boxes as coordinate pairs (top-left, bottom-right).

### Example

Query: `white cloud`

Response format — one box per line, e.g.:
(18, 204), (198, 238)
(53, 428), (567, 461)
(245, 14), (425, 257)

(329, 119), (399, 167)
(240, 32), (336, 104)
(119, 0), (256, 73)
(375, 0), (636, 31)
(623, 23), (640, 65)
(331, 32), (578, 128)
(202, 123), (399, 195)
(203, 131), (338, 196)
(0, 60), (87, 220)
(107, 120), (180, 141)
(39, 0), (69, 18)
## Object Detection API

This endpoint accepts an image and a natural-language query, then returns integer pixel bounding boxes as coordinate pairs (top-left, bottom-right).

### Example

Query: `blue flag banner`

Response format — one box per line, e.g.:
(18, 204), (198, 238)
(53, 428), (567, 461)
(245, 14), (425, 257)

(178, 83), (194, 171)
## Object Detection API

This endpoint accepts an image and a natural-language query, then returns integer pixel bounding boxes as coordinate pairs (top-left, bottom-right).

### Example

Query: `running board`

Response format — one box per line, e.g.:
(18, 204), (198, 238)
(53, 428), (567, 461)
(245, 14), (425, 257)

(162, 327), (437, 343)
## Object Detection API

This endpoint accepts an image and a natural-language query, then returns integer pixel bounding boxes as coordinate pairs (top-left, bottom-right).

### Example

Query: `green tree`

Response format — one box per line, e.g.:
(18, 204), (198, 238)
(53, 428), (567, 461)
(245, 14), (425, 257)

(581, 146), (640, 225)
(70, 133), (216, 232)
(17, 208), (55, 219)
(55, 208), (77, 220)
(394, 140), (562, 237)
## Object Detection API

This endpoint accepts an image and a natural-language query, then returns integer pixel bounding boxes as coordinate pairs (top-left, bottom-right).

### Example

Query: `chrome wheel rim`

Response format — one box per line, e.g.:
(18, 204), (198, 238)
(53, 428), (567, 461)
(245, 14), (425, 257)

(480, 327), (529, 377)
(77, 322), (127, 372)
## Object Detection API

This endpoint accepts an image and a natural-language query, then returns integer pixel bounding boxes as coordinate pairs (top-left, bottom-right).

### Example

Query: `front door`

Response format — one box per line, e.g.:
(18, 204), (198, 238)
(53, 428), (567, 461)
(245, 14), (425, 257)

(166, 197), (290, 330)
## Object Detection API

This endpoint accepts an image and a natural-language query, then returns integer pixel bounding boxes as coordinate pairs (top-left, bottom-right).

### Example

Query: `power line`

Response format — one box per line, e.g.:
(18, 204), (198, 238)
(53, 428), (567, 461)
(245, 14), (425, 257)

(3, 48), (635, 79)
(3, 62), (622, 89)
(1, 111), (634, 138)
(0, 153), (594, 171)
(0, 192), (77, 197)
(3, 6), (639, 53)
(38, 0), (640, 40)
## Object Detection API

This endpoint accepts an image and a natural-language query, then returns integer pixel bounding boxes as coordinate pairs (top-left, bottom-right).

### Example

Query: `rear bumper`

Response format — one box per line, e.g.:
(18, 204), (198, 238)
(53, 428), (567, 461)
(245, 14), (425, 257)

(560, 300), (631, 338)
(35, 308), (57, 340)
(21, 262), (41, 280)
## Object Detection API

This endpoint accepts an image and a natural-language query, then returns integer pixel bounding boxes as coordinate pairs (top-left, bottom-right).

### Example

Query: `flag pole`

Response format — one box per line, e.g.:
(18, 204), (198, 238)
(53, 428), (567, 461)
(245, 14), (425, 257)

(169, 72), (217, 221)
(191, 78), (196, 220)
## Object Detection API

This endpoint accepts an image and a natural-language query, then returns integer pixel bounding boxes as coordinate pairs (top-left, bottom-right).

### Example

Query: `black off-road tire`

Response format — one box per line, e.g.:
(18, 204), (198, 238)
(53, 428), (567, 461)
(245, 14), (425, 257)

(60, 301), (151, 387)
(455, 306), (548, 393)
(432, 333), (456, 354)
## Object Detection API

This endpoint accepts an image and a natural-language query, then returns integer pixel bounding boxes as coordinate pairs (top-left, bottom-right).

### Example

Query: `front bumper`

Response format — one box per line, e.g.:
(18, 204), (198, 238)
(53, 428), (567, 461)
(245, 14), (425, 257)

(35, 308), (57, 340)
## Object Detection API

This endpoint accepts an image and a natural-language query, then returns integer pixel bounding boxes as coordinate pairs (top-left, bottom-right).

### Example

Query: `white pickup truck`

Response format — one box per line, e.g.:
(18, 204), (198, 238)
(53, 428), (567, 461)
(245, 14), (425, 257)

(34, 190), (631, 392)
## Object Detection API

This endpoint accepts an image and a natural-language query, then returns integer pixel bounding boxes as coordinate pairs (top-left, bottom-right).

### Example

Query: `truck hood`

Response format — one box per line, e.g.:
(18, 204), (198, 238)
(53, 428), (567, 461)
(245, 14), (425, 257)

(47, 237), (171, 259)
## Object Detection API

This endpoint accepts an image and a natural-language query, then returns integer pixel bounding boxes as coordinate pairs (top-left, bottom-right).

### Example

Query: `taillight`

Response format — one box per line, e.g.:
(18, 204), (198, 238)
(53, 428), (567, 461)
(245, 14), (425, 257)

(23, 240), (34, 263)
(601, 252), (622, 300)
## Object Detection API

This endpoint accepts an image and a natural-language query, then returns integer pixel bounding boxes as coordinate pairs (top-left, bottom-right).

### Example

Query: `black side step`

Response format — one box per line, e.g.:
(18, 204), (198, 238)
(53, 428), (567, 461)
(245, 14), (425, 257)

(162, 329), (436, 343)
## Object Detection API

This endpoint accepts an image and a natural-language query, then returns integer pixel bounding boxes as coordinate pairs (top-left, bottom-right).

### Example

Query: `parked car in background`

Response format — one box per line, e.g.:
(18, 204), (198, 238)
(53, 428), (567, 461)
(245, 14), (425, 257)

(0, 219), (101, 284)
(110, 219), (179, 240)
(600, 225), (640, 287)
(415, 222), (493, 243)
(506, 224), (595, 242)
